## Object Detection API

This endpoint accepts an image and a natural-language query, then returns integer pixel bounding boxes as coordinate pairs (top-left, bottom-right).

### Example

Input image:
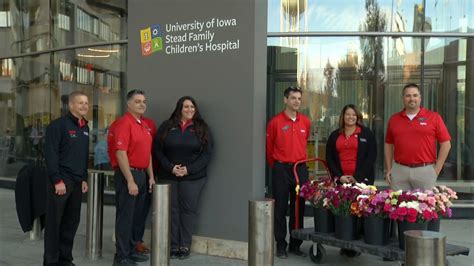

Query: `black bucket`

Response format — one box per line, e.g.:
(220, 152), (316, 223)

(334, 215), (358, 240)
(397, 221), (428, 249)
(363, 216), (390, 245)
(313, 207), (335, 233)
(427, 218), (441, 232)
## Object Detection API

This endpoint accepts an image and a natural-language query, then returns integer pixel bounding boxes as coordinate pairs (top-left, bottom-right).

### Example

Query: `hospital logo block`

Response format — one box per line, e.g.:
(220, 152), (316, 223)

(140, 24), (163, 56)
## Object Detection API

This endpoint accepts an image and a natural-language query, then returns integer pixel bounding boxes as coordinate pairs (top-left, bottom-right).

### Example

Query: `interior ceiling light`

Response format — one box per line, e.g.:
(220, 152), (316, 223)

(87, 48), (119, 53)
(77, 54), (110, 58)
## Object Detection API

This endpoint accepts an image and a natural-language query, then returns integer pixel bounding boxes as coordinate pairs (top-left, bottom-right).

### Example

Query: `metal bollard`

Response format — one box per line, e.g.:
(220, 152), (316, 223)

(405, 230), (446, 266)
(151, 184), (171, 266)
(86, 172), (104, 260)
(248, 199), (274, 266)
(29, 217), (42, 240)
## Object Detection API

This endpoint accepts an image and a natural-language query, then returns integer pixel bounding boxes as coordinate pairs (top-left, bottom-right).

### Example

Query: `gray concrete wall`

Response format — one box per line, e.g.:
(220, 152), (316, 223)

(127, 0), (267, 242)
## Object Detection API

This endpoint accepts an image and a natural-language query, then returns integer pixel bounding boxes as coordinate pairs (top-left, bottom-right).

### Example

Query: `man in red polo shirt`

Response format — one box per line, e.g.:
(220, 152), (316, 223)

(108, 117), (157, 256)
(266, 86), (311, 259)
(385, 83), (451, 190)
(110, 90), (155, 266)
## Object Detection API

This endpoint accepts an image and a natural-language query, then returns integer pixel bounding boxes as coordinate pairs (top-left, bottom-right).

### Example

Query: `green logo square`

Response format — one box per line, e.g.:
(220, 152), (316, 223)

(152, 37), (163, 52)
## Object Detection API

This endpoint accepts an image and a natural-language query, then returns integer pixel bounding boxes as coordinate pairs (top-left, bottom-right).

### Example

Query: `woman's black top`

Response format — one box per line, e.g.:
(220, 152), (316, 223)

(325, 125), (377, 185)
(153, 121), (212, 181)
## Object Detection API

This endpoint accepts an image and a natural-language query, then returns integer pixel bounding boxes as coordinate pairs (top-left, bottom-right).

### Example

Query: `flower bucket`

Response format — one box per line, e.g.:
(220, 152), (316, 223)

(334, 215), (358, 240)
(313, 207), (335, 233)
(397, 221), (428, 249)
(363, 216), (390, 245)
(427, 218), (441, 232)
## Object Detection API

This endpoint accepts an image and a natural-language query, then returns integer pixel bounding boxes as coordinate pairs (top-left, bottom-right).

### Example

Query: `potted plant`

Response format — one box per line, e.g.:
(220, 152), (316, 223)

(325, 183), (362, 240)
(354, 185), (391, 245)
(429, 185), (458, 231)
(385, 190), (438, 249)
(300, 176), (335, 233)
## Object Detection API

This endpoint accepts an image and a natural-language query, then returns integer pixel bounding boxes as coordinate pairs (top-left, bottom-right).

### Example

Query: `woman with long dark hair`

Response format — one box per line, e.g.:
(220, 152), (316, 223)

(326, 104), (377, 185)
(325, 104), (377, 257)
(153, 96), (212, 260)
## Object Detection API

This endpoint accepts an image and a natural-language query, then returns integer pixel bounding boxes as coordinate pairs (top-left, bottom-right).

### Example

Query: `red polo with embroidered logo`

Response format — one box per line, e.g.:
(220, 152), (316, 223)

(336, 126), (361, 176)
(111, 112), (154, 169)
(385, 107), (451, 165)
(266, 111), (311, 166)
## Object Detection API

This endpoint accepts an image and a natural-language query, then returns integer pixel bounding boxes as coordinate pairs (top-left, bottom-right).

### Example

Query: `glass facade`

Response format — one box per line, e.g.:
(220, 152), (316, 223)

(267, 0), (473, 183)
(0, 1), (126, 187)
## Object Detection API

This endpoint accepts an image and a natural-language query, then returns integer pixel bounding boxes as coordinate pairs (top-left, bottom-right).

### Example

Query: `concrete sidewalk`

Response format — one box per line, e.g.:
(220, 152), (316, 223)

(0, 188), (472, 265)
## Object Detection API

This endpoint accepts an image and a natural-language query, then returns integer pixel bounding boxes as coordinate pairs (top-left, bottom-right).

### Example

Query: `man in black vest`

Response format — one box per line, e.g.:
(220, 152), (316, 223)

(43, 91), (90, 266)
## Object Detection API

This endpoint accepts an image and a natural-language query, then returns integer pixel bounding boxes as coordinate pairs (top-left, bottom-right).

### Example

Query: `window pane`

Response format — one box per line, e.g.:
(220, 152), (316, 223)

(268, 0), (423, 33)
(424, 37), (472, 180)
(425, 0), (474, 33)
(0, 54), (51, 177)
(0, 2), (51, 56)
(0, 1), (127, 58)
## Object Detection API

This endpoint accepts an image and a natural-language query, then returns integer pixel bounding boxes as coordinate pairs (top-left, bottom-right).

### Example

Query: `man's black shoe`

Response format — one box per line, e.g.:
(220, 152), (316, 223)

(288, 246), (307, 257)
(276, 249), (288, 259)
(129, 253), (149, 262)
(170, 248), (180, 259)
(179, 247), (191, 260)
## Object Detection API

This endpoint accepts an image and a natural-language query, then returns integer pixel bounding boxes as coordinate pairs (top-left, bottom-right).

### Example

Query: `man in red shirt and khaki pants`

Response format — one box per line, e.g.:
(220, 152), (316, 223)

(385, 83), (451, 190)
(266, 86), (311, 259)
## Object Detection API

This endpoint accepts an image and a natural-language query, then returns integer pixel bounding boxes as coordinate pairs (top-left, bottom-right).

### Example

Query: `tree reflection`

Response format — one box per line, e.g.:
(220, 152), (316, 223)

(359, 0), (386, 176)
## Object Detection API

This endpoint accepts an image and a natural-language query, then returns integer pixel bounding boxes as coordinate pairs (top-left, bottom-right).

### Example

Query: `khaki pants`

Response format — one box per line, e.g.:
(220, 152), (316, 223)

(390, 162), (437, 191)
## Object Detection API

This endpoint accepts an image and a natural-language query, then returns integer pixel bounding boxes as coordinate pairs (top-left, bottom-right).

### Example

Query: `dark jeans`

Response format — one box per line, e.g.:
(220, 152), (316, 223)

(271, 162), (308, 251)
(161, 178), (207, 249)
(114, 169), (147, 260)
(43, 178), (82, 265)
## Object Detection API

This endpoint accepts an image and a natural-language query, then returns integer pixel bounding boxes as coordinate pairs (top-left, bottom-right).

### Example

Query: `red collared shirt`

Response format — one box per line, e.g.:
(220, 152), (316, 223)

(180, 120), (193, 132)
(266, 111), (311, 166)
(336, 126), (361, 176)
(109, 112), (156, 169)
(385, 107), (451, 164)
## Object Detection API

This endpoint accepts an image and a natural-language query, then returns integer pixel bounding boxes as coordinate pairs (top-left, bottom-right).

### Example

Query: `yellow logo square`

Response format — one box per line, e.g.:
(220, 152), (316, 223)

(140, 28), (152, 43)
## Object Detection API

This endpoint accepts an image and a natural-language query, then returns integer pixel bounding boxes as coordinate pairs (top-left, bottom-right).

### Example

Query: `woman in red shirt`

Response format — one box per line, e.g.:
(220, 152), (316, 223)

(326, 104), (377, 185)
(325, 104), (377, 258)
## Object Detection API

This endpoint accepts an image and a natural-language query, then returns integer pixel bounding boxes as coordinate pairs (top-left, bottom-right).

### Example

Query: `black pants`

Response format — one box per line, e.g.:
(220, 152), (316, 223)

(43, 178), (82, 265)
(161, 178), (207, 249)
(114, 169), (147, 260)
(133, 179), (152, 243)
(272, 162), (308, 251)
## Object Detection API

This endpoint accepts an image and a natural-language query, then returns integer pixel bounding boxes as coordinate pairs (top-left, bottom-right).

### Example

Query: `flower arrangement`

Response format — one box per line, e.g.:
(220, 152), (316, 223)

(325, 183), (362, 216)
(301, 178), (458, 223)
(299, 176), (335, 208)
(353, 184), (391, 218)
(432, 185), (458, 218)
(384, 190), (438, 223)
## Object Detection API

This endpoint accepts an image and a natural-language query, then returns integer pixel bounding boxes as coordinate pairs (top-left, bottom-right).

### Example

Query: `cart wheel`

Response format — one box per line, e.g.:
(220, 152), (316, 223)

(309, 244), (325, 264)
